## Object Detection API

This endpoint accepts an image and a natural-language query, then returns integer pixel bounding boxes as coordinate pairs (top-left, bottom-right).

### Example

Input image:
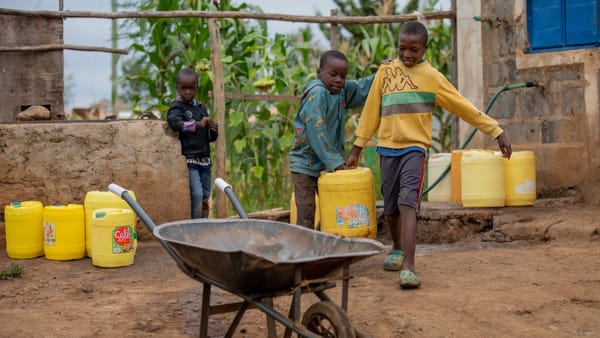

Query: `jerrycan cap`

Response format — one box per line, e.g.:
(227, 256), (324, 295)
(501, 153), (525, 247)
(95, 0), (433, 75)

(11, 201), (21, 207)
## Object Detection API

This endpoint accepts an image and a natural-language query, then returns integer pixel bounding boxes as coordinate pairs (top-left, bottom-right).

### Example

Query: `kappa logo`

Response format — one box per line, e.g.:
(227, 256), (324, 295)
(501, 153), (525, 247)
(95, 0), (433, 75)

(382, 66), (418, 94)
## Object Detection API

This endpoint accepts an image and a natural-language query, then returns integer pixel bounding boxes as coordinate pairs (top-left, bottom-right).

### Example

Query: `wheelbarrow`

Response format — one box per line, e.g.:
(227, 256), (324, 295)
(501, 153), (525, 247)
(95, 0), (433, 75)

(108, 179), (384, 338)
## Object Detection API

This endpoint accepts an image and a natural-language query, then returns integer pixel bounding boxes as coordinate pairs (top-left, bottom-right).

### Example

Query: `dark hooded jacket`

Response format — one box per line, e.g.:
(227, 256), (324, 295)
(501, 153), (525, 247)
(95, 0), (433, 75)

(167, 99), (218, 158)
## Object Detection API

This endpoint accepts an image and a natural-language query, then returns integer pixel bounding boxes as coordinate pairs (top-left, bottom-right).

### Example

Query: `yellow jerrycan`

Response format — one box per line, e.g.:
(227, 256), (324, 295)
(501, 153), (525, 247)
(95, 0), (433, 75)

(461, 150), (505, 208)
(427, 153), (451, 202)
(43, 204), (85, 260)
(4, 201), (44, 259)
(318, 167), (377, 239)
(290, 192), (320, 229)
(504, 151), (536, 206)
(91, 208), (137, 268)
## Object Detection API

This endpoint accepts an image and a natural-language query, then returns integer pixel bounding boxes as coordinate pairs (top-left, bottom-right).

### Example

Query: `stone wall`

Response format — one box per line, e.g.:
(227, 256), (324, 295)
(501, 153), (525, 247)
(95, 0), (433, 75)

(0, 120), (190, 226)
(457, 0), (600, 194)
(0, 14), (64, 121)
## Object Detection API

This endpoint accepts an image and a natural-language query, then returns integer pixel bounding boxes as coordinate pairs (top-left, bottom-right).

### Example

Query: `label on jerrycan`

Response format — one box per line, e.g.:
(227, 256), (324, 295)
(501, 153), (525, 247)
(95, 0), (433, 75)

(112, 225), (136, 254)
(335, 203), (370, 228)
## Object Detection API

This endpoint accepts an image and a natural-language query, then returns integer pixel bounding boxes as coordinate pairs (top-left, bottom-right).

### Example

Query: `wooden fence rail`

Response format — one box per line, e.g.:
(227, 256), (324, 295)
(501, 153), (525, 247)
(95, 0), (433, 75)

(0, 44), (128, 54)
(0, 8), (454, 23)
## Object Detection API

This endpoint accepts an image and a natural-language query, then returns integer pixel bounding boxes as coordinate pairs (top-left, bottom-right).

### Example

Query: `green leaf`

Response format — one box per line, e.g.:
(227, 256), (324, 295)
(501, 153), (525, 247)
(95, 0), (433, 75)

(251, 165), (264, 179)
(262, 127), (277, 139)
(229, 110), (245, 126)
(233, 138), (247, 154)
(239, 31), (266, 45)
(294, 42), (314, 50)
(279, 133), (295, 150)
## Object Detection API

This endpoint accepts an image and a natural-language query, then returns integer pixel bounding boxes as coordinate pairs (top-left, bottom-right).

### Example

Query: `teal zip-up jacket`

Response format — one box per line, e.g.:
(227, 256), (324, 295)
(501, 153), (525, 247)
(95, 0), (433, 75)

(289, 75), (374, 178)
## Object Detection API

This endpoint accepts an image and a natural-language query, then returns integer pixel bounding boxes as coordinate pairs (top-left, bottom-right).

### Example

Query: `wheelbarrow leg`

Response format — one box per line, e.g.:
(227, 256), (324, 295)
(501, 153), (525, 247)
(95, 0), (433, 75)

(341, 261), (350, 312)
(200, 283), (254, 338)
(283, 295), (298, 338)
(264, 297), (278, 338)
(313, 262), (350, 311)
(224, 301), (250, 338)
(200, 282), (211, 338)
(283, 266), (303, 338)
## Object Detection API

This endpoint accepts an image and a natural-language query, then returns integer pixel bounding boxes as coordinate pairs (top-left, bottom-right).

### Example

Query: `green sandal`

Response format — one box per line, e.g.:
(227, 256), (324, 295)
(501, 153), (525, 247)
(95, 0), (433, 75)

(383, 249), (404, 271)
(399, 270), (421, 289)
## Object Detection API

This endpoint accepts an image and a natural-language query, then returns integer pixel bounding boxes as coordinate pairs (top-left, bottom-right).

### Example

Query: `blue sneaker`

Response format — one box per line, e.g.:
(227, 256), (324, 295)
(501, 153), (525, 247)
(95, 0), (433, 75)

(383, 249), (404, 271)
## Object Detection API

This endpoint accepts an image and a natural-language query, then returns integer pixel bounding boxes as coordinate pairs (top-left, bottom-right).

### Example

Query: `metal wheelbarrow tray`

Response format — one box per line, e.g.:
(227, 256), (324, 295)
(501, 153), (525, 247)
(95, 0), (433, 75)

(109, 182), (384, 338)
(157, 218), (381, 295)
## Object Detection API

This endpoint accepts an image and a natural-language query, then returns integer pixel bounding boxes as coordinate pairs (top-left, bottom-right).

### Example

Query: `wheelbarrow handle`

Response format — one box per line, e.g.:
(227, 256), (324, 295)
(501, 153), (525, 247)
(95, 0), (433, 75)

(108, 183), (158, 232)
(108, 182), (196, 277)
(214, 178), (231, 192)
(215, 178), (249, 219)
(108, 183), (128, 199)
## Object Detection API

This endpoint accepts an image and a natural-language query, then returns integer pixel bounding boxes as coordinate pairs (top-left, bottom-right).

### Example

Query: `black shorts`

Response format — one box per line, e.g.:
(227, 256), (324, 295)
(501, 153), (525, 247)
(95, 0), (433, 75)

(380, 151), (426, 215)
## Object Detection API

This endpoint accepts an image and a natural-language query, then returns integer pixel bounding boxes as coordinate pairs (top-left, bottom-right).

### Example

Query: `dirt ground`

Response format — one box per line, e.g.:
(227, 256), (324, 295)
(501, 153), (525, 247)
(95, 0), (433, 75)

(1, 196), (599, 338)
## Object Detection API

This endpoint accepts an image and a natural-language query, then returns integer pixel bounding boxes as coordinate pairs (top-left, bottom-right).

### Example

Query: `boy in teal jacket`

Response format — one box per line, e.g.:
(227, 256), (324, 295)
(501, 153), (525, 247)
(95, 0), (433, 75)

(289, 50), (374, 229)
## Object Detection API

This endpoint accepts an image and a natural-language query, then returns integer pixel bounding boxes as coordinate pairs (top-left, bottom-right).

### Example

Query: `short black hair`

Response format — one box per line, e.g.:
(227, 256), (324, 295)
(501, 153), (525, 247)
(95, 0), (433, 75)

(176, 67), (198, 84)
(319, 50), (348, 69)
(399, 21), (428, 46)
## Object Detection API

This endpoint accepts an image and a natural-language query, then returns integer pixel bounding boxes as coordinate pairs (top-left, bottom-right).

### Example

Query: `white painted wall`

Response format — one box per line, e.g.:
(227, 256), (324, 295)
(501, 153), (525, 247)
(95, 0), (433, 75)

(456, 0), (487, 148)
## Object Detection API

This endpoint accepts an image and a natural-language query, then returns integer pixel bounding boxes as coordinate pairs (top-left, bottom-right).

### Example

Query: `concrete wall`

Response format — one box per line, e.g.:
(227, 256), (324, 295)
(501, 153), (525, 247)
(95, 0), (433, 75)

(0, 121), (190, 226)
(456, 0), (600, 193)
(0, 14), (64, 121)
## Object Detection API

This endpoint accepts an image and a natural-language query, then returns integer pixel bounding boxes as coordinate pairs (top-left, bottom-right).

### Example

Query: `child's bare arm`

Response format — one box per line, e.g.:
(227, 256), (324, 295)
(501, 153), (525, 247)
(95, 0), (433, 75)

(345, 145), (363, 169)
(496, 132), (512, 159)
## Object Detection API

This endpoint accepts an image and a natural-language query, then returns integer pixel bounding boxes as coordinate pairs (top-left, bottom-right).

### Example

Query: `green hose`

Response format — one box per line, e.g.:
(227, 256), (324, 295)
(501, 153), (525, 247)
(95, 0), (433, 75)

(422, 81), (538, 196)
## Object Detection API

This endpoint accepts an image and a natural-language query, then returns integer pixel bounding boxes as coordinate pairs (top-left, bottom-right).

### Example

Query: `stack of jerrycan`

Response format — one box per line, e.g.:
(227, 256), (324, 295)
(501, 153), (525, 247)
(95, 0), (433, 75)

(451, 149), (536, 207)
(85, 189), (137, 268)
(84, 190), (137, 257)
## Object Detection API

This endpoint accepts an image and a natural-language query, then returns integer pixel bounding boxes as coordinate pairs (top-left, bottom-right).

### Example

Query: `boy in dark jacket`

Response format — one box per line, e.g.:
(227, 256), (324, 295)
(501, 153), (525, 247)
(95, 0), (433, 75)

(167, 68), (218, 218)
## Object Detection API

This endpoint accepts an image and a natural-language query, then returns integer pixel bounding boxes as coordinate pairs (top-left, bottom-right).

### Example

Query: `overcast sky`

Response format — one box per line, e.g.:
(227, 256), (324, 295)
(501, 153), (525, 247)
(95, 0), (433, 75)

(0, 0), (448, 111)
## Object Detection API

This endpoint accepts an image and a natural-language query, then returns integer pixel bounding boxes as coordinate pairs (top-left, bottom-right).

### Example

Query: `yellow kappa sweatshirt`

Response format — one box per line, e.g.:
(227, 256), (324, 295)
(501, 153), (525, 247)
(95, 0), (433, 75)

(353, 59), (503, 150)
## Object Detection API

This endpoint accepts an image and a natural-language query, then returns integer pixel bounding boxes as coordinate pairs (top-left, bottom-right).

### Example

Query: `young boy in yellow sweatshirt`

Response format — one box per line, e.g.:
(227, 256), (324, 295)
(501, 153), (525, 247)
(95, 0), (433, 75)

(346, 21), (512, 289)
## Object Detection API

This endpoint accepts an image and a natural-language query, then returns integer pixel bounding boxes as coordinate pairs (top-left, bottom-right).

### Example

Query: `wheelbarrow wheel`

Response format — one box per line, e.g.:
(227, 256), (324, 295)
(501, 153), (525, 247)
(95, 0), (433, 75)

(302, 301), (356, 338)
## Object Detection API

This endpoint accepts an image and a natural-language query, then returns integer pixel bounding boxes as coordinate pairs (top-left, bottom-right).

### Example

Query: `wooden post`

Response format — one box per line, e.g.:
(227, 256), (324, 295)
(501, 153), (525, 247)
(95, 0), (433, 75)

(111, 0), (118, 116)
(208, 18), (228, 218)
(450, 0), (459, 150)
(330, 9), (338, 50)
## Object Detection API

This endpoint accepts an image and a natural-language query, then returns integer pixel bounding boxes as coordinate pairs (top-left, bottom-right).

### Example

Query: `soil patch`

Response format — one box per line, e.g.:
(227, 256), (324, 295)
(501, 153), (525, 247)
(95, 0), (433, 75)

(1, 201), (599, 337)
